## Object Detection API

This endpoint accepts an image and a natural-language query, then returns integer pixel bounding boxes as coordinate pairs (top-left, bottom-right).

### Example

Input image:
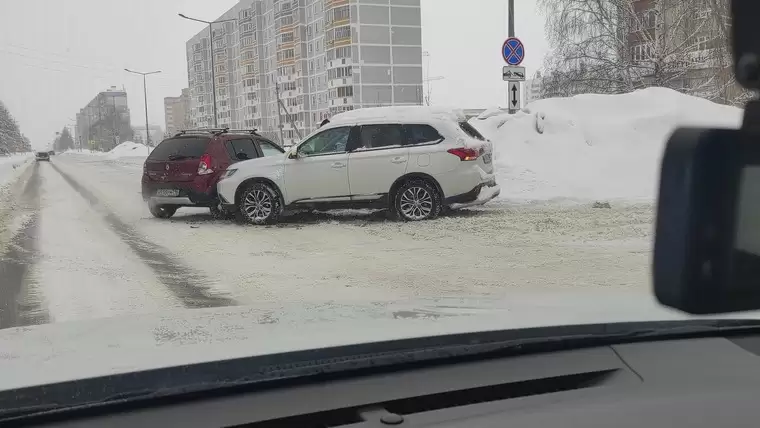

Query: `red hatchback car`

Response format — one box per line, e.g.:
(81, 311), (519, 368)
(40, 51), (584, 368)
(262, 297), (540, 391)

(141, 129), (284, 219)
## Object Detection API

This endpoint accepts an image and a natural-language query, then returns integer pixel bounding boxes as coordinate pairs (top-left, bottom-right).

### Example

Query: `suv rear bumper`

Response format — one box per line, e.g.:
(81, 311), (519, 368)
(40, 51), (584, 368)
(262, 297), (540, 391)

(142, 182), (219, 207)
(445, 180), (500, 208)
(149, 196), (194, 205)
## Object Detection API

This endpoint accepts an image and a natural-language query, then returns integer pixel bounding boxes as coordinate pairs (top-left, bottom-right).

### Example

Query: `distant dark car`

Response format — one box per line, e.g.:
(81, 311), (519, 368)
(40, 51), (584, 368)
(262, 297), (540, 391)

(35, 152), (50, 162)
(141, 129), (283, 219)
(48, 150), (55, 156)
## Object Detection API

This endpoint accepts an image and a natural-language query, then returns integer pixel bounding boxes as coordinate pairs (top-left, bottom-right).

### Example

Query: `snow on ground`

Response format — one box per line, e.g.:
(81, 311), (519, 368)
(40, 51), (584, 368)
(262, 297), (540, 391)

(50, 155), (653, 316)
(0, 154), (33, 247)
(0, 153), (32, 191)
(471, 87), (743, 203)
(31, 162), (183, 323)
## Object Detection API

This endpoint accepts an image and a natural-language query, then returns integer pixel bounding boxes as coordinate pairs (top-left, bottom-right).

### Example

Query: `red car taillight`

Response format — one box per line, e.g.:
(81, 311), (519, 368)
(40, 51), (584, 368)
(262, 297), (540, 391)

(447, 148), (479, 161)
(198, 153), (214, 175)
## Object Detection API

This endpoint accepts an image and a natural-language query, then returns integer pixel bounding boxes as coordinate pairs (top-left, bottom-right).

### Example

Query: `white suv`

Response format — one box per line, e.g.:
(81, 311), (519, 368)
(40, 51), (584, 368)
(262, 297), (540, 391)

(217, 107), (500, 225)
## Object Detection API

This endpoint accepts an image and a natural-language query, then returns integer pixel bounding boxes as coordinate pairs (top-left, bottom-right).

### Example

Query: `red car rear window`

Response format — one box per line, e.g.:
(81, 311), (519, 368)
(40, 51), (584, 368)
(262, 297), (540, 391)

(149, 137), (210, 161)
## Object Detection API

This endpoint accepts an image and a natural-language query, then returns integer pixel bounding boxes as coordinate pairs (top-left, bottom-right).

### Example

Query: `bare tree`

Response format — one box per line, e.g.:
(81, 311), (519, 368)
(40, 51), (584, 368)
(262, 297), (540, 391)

(539, 0), (745, 103)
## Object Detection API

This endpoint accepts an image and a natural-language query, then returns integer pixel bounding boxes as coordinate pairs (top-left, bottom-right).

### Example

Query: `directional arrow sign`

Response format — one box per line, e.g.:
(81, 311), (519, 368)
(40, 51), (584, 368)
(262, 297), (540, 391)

(509, 81), (521, 110)
(502, 66), (526, 81)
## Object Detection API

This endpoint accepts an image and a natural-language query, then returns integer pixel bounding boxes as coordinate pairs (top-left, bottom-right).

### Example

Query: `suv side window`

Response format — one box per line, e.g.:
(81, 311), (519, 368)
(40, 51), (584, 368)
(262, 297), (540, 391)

(403, 124), (443, 146)
(357, 124), (405, 149)
(257, 139), (285, 157)
(225, 138), (259, 160)
(298, 126), (351, 156)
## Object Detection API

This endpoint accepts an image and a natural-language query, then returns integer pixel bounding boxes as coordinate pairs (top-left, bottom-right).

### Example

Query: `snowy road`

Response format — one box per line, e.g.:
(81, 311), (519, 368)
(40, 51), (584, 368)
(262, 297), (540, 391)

(0, 154), (655, 330)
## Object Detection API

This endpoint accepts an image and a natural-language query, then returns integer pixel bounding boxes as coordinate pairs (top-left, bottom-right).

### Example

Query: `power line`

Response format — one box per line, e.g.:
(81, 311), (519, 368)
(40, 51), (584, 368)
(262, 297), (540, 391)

(0, 48), (178, 83)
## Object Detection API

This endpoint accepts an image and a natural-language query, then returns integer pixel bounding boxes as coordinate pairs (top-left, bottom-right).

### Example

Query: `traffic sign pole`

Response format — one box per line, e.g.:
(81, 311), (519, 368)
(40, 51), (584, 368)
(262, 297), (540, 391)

(502, 35), (524, 114)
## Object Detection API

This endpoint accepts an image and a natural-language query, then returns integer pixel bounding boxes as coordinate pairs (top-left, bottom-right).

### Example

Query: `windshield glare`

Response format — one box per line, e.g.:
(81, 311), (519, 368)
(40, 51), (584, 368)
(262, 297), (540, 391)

(0, 0), (751, 389)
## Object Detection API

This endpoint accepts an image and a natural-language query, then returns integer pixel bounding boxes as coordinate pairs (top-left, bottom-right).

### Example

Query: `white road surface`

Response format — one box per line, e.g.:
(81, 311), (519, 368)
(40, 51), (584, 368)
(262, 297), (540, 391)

(0, 154), (654, 329)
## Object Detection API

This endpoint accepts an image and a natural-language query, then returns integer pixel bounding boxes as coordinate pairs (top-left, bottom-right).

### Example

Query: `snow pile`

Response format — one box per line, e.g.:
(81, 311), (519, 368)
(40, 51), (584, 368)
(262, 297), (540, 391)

(0, 153), (32, 190)
(471, 87), (743, 202)
(104, 141), (152, 159)
(61, 142), (153, 159)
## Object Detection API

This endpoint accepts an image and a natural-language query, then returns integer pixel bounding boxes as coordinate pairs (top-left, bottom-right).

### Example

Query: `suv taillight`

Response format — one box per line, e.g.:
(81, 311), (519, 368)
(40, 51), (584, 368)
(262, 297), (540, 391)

(447, 148), (479, 161)
(198, 153), (214, 175)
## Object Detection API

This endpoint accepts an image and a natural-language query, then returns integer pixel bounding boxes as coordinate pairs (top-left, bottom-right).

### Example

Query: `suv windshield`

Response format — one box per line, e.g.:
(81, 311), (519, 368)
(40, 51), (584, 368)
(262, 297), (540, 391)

(149, 137), (209, 161)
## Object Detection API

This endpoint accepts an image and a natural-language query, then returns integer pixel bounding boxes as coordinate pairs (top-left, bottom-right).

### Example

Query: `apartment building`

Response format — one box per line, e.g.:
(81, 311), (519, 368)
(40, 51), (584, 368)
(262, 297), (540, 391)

(625, 0), (739, 102)
(164, 88), (191, 136)
(185, 0), (423, 146)
(75, 86), (133, 151)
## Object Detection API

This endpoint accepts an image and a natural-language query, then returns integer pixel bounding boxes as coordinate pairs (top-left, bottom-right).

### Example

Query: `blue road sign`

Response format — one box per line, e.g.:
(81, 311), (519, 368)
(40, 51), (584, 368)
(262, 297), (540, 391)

(502, 37), (525, 66)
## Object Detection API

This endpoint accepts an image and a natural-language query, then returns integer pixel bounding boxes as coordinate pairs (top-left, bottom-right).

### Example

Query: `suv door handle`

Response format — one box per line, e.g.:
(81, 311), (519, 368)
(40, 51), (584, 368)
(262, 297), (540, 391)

(391, 157), (407, 164)
(331, 162), (346, 169)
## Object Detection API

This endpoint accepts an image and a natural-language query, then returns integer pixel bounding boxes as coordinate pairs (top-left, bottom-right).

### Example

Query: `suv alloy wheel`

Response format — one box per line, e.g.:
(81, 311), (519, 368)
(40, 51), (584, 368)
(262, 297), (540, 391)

(394, 179), (442, 221)
(237, 182), (282, 225)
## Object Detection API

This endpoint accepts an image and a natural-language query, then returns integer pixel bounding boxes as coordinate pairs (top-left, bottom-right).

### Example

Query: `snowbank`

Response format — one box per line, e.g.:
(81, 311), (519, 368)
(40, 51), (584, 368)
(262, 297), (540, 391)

(62, 141), (152, 160)
(471, 87), (743, 203)
(104, 141), (152, 159)
(0, 153), (32, 190)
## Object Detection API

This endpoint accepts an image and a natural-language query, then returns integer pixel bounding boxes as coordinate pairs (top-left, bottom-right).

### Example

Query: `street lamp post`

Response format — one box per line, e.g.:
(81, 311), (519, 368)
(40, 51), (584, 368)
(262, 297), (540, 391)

(179, 13), (236, 128)
(124, 68), (162, 146)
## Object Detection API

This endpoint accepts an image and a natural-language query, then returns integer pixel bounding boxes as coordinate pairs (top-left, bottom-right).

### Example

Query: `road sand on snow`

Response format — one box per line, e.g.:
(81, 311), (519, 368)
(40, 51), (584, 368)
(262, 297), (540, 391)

(52, 155), (654, 306)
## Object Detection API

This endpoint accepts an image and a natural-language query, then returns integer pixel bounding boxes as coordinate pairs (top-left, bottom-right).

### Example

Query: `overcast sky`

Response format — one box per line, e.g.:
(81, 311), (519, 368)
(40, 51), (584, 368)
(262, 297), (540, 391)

(0, 0), (548, 148)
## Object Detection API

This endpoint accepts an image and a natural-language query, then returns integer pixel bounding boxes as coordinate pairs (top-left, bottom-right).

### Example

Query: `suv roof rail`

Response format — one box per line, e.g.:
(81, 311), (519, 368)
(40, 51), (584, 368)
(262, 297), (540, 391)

(173, 128), (259, 137)
(173, 128), (229, 137)
(225, 129), (260, 135)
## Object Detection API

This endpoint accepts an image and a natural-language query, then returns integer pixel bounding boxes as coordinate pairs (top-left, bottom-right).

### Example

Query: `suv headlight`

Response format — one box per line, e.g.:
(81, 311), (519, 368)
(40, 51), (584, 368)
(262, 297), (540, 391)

(223, 169), (238, 178)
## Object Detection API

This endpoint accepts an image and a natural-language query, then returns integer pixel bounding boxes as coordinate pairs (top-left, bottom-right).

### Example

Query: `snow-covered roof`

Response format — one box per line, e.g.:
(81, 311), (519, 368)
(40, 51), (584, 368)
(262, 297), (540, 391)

(329, 106), (467, 125)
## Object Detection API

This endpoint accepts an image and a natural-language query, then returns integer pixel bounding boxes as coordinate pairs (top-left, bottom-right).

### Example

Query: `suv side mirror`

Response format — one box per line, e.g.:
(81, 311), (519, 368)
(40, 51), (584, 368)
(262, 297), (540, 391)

(288, 147), (301, 159)
(236, 152), (250, 160)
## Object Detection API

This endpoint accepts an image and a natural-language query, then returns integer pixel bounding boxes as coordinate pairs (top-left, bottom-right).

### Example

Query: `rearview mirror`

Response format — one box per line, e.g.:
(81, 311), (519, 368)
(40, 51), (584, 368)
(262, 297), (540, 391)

(654, 127), (760, 314)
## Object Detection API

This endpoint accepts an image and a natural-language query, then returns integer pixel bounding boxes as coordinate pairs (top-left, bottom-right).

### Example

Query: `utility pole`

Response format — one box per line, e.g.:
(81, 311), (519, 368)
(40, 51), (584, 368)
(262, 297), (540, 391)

(124, 68), (162, 146)
(275, 83), (285, 144)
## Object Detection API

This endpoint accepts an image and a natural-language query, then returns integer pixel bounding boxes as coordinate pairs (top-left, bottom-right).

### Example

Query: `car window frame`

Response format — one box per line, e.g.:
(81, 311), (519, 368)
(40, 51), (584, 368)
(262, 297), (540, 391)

(402, 124), (445, 147)
(296, 126), (353, 158)
(224, 137), (260, 161)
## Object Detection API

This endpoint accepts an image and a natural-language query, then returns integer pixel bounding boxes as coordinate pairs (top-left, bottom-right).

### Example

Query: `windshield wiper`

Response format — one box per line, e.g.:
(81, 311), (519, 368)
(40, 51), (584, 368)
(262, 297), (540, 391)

(3, 319), (760, 422)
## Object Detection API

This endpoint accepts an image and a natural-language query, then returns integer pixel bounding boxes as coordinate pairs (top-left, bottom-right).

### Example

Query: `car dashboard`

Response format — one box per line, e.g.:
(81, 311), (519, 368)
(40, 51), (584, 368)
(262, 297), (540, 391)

(16, 333), (760, 427)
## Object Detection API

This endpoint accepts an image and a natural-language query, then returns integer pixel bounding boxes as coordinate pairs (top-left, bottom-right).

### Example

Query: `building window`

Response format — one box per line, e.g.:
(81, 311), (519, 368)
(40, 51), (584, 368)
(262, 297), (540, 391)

(242, 37), (254, 47)
(631, 43), (653, 62)
(693, 35), (710, 51)
(328, 66), (352, 80)
(331, 5), (349, 23)
(336, 86), (353, 97)
(335, 25), (350, 40)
